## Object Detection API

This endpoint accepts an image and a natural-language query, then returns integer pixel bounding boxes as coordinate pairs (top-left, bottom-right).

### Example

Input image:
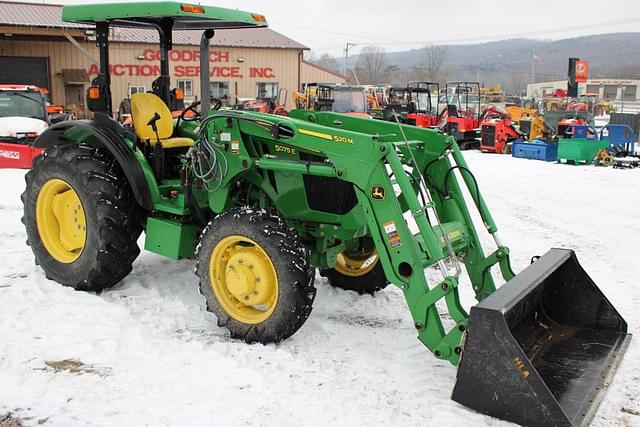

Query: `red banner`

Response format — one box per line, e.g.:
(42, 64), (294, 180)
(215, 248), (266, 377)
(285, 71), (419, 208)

(575, 60), (589, 83)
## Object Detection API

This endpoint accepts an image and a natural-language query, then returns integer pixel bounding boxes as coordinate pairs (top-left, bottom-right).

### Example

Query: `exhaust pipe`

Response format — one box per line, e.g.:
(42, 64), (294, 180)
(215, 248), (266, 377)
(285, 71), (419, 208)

(200, 29), (215, 116)
(452, 248), (631, 426)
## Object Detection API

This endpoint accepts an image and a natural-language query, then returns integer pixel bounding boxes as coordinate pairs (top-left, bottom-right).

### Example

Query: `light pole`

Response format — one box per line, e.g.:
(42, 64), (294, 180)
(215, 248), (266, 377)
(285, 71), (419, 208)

(343, 42), (357, 77)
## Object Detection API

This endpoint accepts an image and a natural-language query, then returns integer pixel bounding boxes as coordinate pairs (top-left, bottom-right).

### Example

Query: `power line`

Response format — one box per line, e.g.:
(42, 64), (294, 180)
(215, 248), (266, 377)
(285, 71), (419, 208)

(274, 17), (640, 49)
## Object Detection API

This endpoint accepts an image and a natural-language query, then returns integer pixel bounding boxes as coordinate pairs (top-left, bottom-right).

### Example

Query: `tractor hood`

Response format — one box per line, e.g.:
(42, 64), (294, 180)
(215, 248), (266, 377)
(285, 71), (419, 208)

(0, 117), (48, 137)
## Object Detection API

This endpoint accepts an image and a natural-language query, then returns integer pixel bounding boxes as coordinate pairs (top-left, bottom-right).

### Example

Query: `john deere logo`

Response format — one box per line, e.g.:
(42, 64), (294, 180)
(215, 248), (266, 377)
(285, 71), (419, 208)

(371, 185), (385, 200)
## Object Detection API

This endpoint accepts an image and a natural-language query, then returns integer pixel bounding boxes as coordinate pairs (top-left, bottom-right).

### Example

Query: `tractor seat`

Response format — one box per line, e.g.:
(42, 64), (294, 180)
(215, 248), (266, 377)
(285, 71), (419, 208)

(130, 93), (194, 149)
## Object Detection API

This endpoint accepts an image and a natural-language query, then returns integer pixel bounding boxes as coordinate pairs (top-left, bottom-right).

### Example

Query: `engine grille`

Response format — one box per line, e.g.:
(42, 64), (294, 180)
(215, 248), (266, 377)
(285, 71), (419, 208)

(481, 125), (496, 147)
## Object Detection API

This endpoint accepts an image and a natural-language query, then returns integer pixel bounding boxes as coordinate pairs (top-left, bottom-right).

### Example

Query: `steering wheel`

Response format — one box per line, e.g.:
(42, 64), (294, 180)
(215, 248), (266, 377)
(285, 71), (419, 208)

(179, 100), (201, 122)
(177, 98), (223, 127)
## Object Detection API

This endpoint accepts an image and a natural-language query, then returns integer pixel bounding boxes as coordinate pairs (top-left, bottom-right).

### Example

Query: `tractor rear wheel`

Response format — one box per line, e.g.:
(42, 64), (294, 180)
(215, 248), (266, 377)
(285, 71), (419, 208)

(322, 239), (389, 295)
(197, 208), (316, 344)
(22, 143), (142, 292)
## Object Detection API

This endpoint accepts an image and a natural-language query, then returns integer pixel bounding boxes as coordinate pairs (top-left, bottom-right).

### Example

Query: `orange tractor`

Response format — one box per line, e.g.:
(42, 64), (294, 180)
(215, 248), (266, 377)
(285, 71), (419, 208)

(440, 82), (482, 150)
(405, 81), (440, 128)
(479, 105), (524, 154)
(242, 88), (288, 116)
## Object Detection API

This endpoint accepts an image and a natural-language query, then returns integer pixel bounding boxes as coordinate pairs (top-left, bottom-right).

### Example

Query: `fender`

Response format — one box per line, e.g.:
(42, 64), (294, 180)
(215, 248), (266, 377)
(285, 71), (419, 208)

(34, 119), (154, 211)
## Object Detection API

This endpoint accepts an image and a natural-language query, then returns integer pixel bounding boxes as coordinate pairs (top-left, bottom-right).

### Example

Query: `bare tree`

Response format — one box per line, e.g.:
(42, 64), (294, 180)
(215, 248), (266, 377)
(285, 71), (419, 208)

(309, 53), (341, 74)
(354, 46), (389, 85)
(417, 45), (448, 82)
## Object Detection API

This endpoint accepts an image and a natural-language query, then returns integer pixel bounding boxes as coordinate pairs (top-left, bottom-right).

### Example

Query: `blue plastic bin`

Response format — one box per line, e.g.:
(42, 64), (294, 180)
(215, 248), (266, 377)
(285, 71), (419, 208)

(512, 140), (558, 161)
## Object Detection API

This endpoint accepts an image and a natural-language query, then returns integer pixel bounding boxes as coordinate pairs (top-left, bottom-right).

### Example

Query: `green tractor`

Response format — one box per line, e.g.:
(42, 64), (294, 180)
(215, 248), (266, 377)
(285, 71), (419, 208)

(23, 3), (630, 425)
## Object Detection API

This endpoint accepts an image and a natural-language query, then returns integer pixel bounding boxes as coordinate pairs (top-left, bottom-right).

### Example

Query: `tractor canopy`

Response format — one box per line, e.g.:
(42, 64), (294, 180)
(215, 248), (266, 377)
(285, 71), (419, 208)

(61, 2), (268, 115)
(61, 1), (268, 29)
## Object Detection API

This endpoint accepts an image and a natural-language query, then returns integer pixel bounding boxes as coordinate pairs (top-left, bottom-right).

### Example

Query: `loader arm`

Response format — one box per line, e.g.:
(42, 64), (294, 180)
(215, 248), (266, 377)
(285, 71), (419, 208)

(200, 109), (515, 365)
(196, 109), (630, 425)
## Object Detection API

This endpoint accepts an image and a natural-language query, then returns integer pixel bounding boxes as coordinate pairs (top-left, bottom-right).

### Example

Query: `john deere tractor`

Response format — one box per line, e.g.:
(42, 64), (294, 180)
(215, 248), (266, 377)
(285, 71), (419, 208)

(23, 3), (630, 426)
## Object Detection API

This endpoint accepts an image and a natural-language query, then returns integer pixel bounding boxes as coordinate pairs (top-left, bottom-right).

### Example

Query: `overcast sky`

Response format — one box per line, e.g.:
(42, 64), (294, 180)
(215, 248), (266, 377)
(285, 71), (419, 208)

(17, 0), (640, 56)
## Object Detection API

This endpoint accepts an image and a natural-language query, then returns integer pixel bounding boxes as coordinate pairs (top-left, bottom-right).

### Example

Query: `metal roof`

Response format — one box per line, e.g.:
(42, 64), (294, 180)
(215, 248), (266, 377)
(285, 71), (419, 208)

(0, 1), (307, 49)
(0, 1), (90, 29)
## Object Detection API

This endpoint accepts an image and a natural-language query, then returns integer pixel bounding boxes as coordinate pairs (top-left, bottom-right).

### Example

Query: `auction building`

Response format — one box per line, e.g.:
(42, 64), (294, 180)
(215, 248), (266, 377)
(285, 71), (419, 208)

(527, 79), (640, 101)
(0, 1), (345, 117)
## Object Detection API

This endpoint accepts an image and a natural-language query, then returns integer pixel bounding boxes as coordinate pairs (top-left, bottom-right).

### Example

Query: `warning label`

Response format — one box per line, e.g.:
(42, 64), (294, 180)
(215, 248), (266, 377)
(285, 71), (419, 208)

(384, 220), (402, 248)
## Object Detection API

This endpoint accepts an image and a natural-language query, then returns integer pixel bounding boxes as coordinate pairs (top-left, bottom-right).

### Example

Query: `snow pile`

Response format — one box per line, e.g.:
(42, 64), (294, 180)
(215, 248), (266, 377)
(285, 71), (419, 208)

(0, 153), (639, 426)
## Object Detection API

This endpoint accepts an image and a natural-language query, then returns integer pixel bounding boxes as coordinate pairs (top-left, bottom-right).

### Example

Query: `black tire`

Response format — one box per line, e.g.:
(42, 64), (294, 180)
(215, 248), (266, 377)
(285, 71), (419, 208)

(321, 238), (389, 295)
(22, 143), (142, 292)
(196, 208), (316, 344)
(322, 257), (388, 295)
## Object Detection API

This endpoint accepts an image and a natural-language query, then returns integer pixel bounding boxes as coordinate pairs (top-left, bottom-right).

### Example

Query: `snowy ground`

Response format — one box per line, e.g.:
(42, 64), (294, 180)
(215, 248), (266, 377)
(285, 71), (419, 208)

(0, 152), (639, 427)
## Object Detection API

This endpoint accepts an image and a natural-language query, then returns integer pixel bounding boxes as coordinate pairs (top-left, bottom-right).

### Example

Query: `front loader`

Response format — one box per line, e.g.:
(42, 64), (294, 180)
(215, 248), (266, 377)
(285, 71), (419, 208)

(22, 3), (630, 426)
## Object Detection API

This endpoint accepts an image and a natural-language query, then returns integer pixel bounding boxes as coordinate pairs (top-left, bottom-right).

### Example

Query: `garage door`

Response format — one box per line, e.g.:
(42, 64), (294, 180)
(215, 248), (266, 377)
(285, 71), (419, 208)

(0, 56), (50, 89)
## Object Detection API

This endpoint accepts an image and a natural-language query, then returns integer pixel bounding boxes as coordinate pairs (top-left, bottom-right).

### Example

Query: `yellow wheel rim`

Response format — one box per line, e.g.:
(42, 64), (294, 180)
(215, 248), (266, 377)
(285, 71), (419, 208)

(334, 249), (379, 278)
(36, 178), (86, 264)
(209, 235), (279, 324)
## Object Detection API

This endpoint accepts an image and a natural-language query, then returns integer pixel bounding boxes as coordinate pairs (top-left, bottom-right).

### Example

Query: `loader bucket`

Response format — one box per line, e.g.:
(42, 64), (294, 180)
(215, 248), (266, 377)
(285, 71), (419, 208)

(451, 248), (630, 427)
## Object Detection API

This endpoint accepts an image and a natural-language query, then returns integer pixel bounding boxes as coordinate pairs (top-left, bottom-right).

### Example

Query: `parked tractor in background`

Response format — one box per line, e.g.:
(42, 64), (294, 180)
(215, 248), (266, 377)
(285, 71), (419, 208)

(405, 81), (440, 128)
(373, 82), (440, 128)
(440, 82), (482, 149)
(21, 3), (630, 427)
(542, 89), (568, 112)
(557, 116), (591, 138)
(566, 93), (615, 116)
(294, 83), (369, 117)
(369, 85), (410, 122)
(479, 105), (524, 154)
(362, 85), (386, 111)
(242, 88), (288, 116)
(479, 84), (502, 104)
(506, 105), (552, 141)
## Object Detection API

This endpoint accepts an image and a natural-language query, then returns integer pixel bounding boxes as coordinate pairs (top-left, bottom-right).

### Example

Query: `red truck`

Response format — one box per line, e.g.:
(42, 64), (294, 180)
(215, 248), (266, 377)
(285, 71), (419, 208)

(0, 85), (60, 168)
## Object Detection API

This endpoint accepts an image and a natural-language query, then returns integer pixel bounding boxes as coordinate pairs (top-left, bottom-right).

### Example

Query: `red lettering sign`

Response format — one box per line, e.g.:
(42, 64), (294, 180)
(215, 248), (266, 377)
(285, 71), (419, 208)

(249, 67), (276, 79)
(87, 63), (249, 79)
(139, 49), (229, 63)
(184, 66), (199, 77)
(143, 49), (157, 61)
(112, 64), (125, 76)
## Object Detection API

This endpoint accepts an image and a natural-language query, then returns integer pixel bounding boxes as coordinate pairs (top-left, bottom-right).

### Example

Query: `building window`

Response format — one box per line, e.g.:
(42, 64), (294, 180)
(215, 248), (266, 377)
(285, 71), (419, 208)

(603, 85), (618, 100)
(256, 82), (279, 99)
(586, 84), (600, 95)
(129, 86), (145, 96)
(177, 79), (193, 97)
(622, 85), (636, 101)
(210, 82), (230, 104)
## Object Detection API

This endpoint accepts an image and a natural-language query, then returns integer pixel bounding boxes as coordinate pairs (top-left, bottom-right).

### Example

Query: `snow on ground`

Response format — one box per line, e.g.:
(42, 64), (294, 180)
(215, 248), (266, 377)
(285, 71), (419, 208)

(0, 153), (639, 427)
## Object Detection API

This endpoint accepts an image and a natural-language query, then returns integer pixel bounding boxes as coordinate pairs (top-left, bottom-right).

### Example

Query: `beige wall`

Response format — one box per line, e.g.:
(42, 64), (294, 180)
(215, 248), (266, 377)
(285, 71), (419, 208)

(301, 61), (346, 86)
(0, 36), (344, 112)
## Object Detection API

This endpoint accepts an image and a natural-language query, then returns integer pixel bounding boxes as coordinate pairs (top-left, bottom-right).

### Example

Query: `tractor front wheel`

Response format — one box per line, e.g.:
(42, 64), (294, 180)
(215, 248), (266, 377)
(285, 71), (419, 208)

(22, 143), (142, 292)
(197, 208), (316, 343)
(322, 239), (389, 295)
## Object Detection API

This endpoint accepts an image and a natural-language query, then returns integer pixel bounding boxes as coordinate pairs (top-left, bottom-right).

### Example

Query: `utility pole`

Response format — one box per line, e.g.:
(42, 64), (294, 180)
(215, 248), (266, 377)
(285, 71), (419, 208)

(343, 42), (357, 77)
